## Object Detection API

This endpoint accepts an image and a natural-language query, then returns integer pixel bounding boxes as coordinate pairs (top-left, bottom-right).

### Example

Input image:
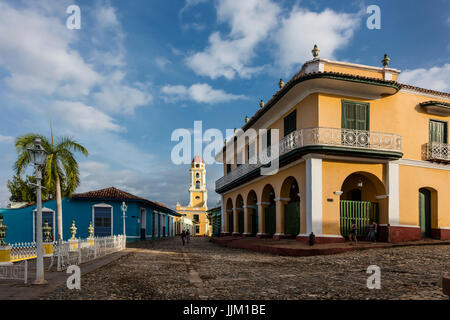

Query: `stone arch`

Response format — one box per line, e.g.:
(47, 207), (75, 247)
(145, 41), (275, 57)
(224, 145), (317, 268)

(280, 176), (300, 237)
(246, 190), (258, 235)
(225, 197), (233, 234)
(235, 194), (244, 234)
(340, 171), (386, 239)
(260, 184), (276, 235)
(418, 187), (438, 238)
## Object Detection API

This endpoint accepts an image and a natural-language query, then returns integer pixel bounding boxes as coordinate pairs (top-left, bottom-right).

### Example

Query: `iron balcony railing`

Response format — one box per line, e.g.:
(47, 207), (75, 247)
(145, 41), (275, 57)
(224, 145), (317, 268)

(216, 127), (402, 190)
(426, 142), (450, 162)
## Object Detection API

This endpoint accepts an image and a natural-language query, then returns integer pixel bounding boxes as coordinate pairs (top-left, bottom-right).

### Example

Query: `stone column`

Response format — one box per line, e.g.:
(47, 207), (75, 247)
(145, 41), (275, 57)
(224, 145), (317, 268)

(242, 205), (252, 236)
(256, 202), (270, 238)
(274, 198), (290, 240)
(305, 155), (323, 235)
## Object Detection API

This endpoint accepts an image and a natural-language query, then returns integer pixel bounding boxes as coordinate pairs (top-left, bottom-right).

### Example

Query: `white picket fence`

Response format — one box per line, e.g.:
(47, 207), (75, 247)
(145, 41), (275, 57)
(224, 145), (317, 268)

(0, 260), (28, 284)
(49, 235), (126, 271)
(10, 242), (37, 262)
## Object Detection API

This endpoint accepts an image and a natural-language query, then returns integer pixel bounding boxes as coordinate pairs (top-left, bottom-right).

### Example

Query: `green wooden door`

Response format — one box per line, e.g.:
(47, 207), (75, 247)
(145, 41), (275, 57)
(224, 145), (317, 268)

(419, 188), (431, 238)
(340, 200), (378, 237)
(284, 202), (300, 236)
(238, 210), (244, 234)
(265, 205), (276, 235)
(251, 206), (258, 235)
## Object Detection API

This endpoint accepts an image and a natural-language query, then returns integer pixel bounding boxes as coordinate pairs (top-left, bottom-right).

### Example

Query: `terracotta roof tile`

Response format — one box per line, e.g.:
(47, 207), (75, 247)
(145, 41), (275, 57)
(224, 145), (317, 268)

(72, 187), (178, 215)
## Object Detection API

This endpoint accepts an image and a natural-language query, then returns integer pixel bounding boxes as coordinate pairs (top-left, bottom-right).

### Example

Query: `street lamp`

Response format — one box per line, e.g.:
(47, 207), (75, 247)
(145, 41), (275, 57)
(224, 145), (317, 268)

(27, 137), (48, 284)
(121, 201), (127, 238)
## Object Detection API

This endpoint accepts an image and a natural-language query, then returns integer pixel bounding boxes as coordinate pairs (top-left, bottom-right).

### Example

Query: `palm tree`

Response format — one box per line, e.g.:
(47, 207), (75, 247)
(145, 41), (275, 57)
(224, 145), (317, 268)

(14, 129), (88, 241)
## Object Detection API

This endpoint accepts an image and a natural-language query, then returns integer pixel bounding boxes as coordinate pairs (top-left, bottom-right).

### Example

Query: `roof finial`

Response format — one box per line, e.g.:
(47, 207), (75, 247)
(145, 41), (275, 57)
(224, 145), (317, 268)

(312, 44), (320, 59)
(382, 54), (390, 67)
(259, 100), (264, 108)
(278, 78), (284, 89)
(245, 115), (249, 123)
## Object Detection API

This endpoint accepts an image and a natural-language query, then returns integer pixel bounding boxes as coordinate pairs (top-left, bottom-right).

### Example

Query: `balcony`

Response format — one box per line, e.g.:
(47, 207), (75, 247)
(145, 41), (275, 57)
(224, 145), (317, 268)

(216, 127), (402, 191)
(425, 142), (450, 162)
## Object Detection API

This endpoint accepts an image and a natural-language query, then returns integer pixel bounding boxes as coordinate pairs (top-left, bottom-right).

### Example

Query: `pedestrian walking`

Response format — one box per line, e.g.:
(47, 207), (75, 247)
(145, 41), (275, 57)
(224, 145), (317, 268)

(367, 219), (377, 243)
(349, 219), (358, 245)
(181, 230), (186, 246)
(186, 229), (190, 244)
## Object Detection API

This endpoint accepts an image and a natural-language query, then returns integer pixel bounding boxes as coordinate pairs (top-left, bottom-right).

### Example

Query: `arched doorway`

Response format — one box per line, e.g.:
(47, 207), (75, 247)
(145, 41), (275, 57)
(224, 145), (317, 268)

(246, 190), (258, 236)
(225, 198), (233, 234)
(261, 184), (276, 236)
(280, 177), (300, 238)
(418, 188), (436, 238)
(235, 195), (244, 234)
(340, 172), (384, 240)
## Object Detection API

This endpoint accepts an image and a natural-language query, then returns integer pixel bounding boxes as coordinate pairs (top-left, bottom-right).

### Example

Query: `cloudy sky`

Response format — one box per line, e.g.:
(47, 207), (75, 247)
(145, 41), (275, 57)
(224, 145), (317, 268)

(0, 0), (449, 209)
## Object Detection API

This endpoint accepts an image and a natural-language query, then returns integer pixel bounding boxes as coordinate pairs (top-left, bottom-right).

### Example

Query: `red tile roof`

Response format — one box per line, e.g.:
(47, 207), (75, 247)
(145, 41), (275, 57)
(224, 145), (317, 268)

(72, 187), (178, 215)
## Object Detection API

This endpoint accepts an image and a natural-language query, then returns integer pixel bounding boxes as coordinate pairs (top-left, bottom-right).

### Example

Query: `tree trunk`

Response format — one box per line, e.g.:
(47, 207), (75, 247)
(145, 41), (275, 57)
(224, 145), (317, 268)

(56, 175), (63, 241)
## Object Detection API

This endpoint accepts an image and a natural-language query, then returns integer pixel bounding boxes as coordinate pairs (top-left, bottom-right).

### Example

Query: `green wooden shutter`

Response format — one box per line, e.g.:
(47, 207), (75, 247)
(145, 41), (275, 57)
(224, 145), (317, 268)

(342, 101), (369, 130)
(430, 120), (447, 143)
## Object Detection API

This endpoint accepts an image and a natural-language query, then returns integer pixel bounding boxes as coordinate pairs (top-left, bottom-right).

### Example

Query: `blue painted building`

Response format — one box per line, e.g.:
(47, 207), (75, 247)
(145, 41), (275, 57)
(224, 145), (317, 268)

(0, 187), (180, 244)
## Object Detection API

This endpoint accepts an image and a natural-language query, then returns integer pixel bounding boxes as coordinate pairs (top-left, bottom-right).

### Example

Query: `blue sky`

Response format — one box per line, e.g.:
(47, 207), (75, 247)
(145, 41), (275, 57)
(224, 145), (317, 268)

(0, 0), (449, 209)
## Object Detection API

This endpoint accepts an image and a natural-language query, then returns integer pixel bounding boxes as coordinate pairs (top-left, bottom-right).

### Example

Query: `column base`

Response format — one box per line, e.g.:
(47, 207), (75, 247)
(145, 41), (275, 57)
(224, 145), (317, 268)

(33, 279), (48, 285)
(273, 233), (290, 240)
(296, 234), (345, 244)
(241, 233), (252, 237)
(220, 232), (231, 237)
(378, 225), (421, 243)
(256, 233), (271, 239)
(431, 228), (450, 240)
(232, 232), (241, 237)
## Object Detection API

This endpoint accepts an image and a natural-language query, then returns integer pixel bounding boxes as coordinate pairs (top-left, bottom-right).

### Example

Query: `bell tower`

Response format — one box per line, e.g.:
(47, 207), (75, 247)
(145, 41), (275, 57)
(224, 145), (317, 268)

(189, 155), (207, 209)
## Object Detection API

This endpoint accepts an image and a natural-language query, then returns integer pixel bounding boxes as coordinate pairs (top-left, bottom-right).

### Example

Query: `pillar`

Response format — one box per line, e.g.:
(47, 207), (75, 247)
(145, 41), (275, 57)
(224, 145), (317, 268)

(274, 198), (289, 240)
(256, 202), (270, 238)
(386, 161), (399, 226)
(305, 155), (323, 235)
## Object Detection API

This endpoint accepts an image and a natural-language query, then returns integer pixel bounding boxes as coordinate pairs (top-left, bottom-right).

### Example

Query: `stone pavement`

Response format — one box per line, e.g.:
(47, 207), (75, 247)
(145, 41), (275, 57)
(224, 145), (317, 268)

(43, 237), (450, 300)
(211, 236), (450, 256)
(0, 249), (132, 300)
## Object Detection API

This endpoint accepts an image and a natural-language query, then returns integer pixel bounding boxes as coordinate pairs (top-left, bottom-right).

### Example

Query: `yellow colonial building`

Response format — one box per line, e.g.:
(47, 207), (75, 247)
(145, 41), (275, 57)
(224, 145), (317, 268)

(176, 156), (211, 236)
(215, 47), (450, 243)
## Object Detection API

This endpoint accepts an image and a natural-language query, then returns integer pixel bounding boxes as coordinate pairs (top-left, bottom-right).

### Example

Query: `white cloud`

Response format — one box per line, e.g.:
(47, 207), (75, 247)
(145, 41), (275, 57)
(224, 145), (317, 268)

(155, 57), (172, 69)
(186, 0), (281, 79)
(161, 83), (247, 104)
(95, 6), (120, 29)
(51, 101), (124, 133)
(0, 135), (14, 144)
(274, 7), (361, 73)
(0, 2), (102, 97)
(180, 0), (209, 14)
(93, 83), (152, 114)
(398, 64), (450, 92)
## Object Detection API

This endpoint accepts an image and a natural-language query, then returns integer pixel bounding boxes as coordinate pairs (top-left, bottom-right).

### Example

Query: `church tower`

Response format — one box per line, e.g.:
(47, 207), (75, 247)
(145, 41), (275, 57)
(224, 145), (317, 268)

(176, 155), (210, 236)
(189, 155), (207, 209)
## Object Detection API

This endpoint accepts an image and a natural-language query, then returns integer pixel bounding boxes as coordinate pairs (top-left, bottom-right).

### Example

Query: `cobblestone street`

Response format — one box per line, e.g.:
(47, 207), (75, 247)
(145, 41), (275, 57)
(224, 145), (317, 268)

(45, 237), (450, 300)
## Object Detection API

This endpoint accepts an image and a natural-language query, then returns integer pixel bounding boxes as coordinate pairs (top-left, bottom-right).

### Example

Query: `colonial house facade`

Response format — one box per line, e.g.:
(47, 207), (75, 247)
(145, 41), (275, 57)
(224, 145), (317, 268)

(215, 48), (450, 243)
(0, 187), (179, 243)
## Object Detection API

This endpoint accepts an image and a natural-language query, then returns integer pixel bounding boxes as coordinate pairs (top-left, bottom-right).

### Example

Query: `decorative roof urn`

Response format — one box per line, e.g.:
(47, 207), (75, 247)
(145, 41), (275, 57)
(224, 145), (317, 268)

(259, 100), (265, 108)
(0, 215), (7, 246)
(42, 219), (52, 243)
(88, 221), (94, 238)
(70, 220), (77, 240)
(312, 44), (320, 59)
(382, 54), (390, 67)
(245, 116), (249, 123)
(278, 78), (284, 89)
